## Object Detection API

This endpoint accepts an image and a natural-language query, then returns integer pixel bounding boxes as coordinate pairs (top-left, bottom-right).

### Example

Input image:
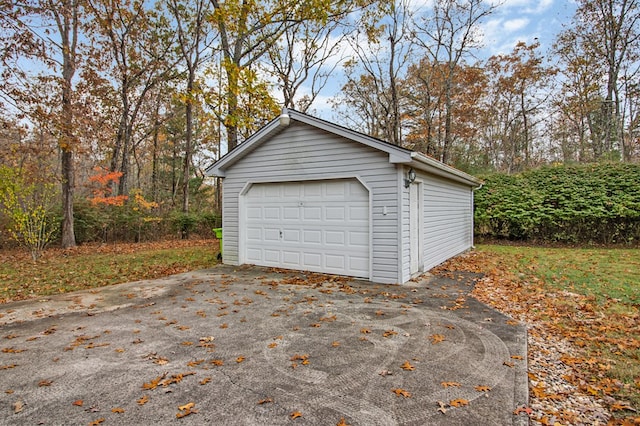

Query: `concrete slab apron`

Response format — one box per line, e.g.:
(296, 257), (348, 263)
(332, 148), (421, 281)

(0, 265), (528, 426)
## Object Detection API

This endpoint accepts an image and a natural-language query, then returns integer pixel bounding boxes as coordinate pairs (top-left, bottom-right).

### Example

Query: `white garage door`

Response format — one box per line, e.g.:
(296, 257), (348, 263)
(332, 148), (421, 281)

(243, 179), (369, 278)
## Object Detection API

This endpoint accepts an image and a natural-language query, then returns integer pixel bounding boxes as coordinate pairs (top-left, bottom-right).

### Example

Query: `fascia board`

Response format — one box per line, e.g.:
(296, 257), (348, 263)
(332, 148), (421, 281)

(410, 152), (483, 187)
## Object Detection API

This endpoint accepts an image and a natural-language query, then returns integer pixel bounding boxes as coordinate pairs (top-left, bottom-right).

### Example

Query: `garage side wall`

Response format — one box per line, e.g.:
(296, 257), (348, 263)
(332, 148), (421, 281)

(400, 170), (474, 282)
(221, 122), (401, 284)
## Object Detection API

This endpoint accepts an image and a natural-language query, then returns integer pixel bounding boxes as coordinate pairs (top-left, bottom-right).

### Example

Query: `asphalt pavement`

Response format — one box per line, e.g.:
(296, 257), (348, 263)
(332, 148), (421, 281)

(0, 264), (528, 425)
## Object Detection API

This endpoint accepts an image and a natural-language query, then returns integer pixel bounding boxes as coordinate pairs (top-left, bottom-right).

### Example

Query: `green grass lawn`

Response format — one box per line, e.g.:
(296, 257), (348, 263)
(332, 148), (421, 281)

(0, 240), (219, 303)
(476, 244), (640, 414)
(481, 245), (639, 304)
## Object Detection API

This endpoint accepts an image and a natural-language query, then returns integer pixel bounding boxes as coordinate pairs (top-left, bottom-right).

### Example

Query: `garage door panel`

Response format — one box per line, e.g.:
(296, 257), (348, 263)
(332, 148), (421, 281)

(303, 230), (322, 244)
(304, 183), (322, 197)
(325, 207), (346, 220)
(303, 253), (322, 268)
(264, 207), (280, 220)
(282, 229), (300, 243)
(350, 206), (368, 220)
(264, 250), (280, 262)
(324, 230), (345, 245)
(246, 207), (262, 220)
(283, 207), (299, 220)
(265, 186), (281, 197)
(350, 257), (369, 272)
(244, 179), (369, 278)
(246, 227), (262, 240)
(246, 248), (262, 262)
(325, 254), (346, 269)
(282, 251), (301, 265)
(303, 206), (322, 220)
(264, 228), (280, 241)
(349, 231), (368, 246)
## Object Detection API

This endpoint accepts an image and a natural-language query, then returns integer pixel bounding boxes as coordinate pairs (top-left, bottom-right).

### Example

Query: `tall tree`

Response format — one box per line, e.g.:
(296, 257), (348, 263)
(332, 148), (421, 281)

(88, 0), (176, 195)
(337, 0), (413, 145)
(483, 41), (555, 172)
(47, 0), (81, 248)
(560, 0), (640, 159)
(413, 0), (495, 163)
(266, 14), (347, 113)
(164, 0), (215, 218)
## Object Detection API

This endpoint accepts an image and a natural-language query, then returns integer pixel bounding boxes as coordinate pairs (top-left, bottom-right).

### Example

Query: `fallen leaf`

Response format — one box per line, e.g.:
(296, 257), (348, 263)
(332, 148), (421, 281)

(449, 398), (468, 407)
(200, 377), (212, 385)
(2, 347), (26, 353)
(610, 402), (633, 411)
(441, 382), (461, 388)
(258, 398), (273, 404)
(178, 402), (195, 411)
(111, 407), (125, 413)
(176, 401), (197, 419)
(474, 385), (491, 392)
(236, 356), (245, 363)
(187, 359), (204, 367)
(429, 334), (445, 344)
(72, 400), (83, 406)
(510, 355), (523, 360)
(379, 370), (393, 377)
(13, 400), (24, 413)
(383, 330), (398, 338)
(392, 388), (412, 398)
(337, 417), (350, 426)
(503, 361), (514, 368)
(513, 406), (532, 415)
(142, 374), (167, 390)
(290, 411), (303, 420)
(401, 361), (415, 371)
(88, 418), (105, 426)
(268, 342), (278, 348)
(331, 341), (340, 347)
(360, 328), (371, 334)
(137, 395), (149, 405)
(211, 359), (224, 366)
(38, 380), (52, 387)
(437, 400), (447, 414)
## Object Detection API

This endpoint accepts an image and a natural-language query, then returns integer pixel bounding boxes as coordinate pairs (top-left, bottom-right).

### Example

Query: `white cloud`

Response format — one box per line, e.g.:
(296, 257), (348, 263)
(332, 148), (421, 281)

(496, 0), (554, 14)
(503, 18), (530, 33)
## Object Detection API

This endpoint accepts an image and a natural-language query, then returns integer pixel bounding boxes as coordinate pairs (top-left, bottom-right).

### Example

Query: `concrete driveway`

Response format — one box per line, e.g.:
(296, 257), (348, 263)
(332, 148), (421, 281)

(0, 265), (528, 425)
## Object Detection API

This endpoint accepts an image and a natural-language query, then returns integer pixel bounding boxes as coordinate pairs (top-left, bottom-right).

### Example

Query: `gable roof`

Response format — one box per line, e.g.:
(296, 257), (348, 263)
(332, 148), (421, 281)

(205, 109), (481, 187)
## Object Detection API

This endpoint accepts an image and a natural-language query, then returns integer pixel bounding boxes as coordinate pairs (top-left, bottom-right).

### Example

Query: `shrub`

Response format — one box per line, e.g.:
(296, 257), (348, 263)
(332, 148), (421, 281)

(475, 163), (640, 244)
(0, 166), (59, 260)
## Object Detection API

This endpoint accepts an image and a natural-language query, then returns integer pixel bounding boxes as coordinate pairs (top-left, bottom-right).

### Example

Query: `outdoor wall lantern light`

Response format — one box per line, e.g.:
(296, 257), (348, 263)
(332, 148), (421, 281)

(404, 167), (417, 188)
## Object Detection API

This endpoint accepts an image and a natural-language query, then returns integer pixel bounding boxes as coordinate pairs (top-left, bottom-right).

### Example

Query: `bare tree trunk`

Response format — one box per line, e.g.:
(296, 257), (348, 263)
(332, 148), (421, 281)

(56, 0), (79, 249)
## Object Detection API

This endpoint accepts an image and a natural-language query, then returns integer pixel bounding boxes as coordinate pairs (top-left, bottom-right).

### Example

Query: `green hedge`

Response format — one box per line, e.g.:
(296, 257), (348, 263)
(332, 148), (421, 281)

(474, 163), (640, 244)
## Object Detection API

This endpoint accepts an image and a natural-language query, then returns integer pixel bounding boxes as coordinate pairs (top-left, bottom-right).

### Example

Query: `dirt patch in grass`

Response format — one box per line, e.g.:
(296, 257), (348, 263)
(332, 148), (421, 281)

(0, 239), (219, 303)
(435, 246), (639, 425)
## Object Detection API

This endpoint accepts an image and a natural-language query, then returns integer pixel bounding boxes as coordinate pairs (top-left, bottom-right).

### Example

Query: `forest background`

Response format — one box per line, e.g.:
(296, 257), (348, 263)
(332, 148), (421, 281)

(1, 0), (639, 256)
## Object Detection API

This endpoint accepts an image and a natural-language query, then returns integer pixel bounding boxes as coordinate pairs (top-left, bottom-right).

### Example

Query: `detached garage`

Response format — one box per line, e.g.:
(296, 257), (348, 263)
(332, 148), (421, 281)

(205, 109), (482, 284)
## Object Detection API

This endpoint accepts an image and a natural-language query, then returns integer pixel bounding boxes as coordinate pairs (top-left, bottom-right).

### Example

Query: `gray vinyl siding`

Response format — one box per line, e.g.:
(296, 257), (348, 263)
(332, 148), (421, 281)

(399, 170), (473, 282)
(221, 122), (400, 283)
(422, 174), (473, 270)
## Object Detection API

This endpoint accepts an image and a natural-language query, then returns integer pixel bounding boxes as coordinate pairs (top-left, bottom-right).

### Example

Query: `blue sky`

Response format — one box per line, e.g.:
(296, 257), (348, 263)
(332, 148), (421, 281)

(482, 0), (576, 56)
(304, 0), (577, 119)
